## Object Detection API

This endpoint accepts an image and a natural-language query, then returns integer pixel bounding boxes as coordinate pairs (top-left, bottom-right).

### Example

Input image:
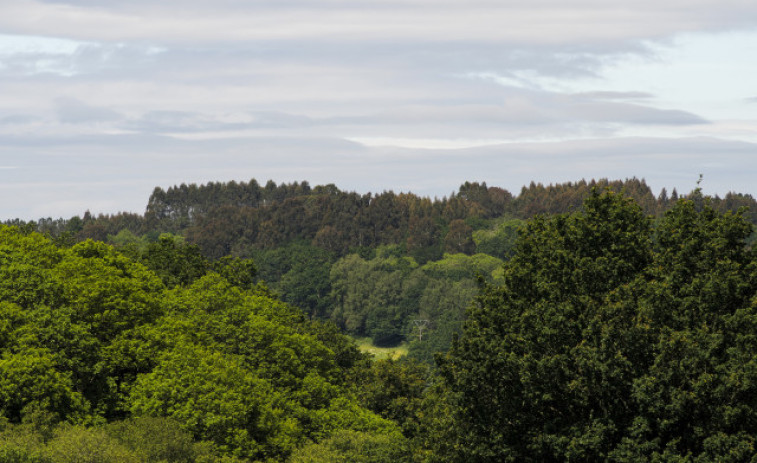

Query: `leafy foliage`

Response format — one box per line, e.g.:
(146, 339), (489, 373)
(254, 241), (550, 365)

(0, 417), (223, 463)
(5, 179), (757, 462)
(0, 226), (400, 461)
(434, 190), (757, 461)
(139, 234), (209, 288)
(288, 429), (410, 463)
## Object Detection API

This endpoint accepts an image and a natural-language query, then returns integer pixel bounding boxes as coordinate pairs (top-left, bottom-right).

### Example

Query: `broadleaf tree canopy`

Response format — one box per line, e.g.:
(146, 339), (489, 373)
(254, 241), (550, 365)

(435, 189), (757, 462)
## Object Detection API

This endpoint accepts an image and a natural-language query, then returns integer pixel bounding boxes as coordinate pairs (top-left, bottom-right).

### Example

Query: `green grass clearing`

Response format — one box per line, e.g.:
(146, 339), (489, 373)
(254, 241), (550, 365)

(353, 337), (408, 360)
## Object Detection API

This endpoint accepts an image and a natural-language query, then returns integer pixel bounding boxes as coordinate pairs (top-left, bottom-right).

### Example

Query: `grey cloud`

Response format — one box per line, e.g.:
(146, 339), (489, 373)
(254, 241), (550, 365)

(54, 41), (623, 91)
(3, 131), (753, 221)
(125, 111), (233, 133)
(0, 131), (367, 219)
(1, 1), (755, 220)
(344, 90), (707, 130)
(122, 110), (315, 134)
(0, 39), (164, 78)
(54, 97), (122, 124)
(4, 0), (757, 46)
(69, 43), (166, 75)
(0, 114), (39, 125)
(266, 41), (636, 79)
(247, 111), (315, 129)
(0, 51), (75, 76)
(377, 136), (757, 199)
(6, 138), (756, 220)
(572, 91), (654, 101)
(566, 98), (709, 125)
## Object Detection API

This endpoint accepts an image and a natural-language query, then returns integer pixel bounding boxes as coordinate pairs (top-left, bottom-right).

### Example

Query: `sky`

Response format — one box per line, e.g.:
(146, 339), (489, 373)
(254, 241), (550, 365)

(1, 0), (756, 220)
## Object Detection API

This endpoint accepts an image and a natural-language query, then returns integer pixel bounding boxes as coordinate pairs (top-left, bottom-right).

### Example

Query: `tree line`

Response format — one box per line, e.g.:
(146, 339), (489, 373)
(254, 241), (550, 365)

(9, 178), (756, 260)
(9, 178), (750, 256)
(5, 178), (757, 360)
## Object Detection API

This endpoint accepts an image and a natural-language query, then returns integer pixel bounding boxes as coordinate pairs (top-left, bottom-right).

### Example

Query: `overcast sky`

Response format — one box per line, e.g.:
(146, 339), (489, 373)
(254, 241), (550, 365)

(1, 0), (756, 220)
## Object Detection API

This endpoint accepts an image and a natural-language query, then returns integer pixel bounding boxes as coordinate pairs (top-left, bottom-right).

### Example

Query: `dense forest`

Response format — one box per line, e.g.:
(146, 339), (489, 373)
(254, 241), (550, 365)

(2, 180), (757, 461)
(5, 178), (757, 361)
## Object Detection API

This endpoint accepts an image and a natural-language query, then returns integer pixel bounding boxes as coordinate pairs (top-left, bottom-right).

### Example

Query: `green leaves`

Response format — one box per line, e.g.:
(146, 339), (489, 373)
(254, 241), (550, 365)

(436, 190), (757, 461)
(130, 343), (292, 460)
(0, 225), (402, 461)
(0, 348), (88, 424)
(0, 417), (223, 463)
(289, 429), (410, 463)
(59, 240), (165, 340)
(139, 234), (209, 289)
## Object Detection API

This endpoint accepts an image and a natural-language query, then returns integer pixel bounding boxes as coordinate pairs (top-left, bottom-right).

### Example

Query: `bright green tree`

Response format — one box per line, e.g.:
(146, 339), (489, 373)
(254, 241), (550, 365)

(288, 429), (409, 463)
(129, 343), (296, 460)
(0, 226), (400, 461)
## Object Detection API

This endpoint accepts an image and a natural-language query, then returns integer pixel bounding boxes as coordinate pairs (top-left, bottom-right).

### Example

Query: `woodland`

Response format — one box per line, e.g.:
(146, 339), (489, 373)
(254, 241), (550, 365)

(1, 178), (757, 462)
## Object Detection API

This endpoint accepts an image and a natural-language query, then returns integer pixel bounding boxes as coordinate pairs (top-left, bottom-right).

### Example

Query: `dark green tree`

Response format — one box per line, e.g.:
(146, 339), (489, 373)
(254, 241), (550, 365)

(213, 255), (257, 290)
(140, 234), (209, 288)
(444, 220), (475, 255)
(434, 190), (757, 462)
(355, 358), (429, 439)
(472, 218), (523, 260)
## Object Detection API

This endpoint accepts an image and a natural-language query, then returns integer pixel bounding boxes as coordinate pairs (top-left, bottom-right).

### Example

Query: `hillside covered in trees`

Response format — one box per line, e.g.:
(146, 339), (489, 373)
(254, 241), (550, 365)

(18, 177), (757, 258)
(2, 186), (757, 461)
(6, 178), (757, 361)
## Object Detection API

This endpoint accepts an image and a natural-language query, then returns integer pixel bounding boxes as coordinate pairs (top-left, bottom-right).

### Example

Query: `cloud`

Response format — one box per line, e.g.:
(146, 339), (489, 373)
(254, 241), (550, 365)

(0, 114), (39, 125)
(125, 110), (237, 133)
(571, 91), (654, 101)
(0, 1), (756, 220)
(4, 0), (757, 45)
(54, 97), (122, 124)
(332, 91), (708, 142)
(2, 130), (754, 220)
(122, 110), (315, 134)
(564, 96), (709, 125)
(366, 136), (757, 198)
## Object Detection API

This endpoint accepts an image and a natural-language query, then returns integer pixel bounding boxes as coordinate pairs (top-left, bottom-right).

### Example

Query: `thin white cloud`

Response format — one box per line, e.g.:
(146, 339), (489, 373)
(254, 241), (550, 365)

(3, 0), (757, 44)
(571, 91), (654, 101)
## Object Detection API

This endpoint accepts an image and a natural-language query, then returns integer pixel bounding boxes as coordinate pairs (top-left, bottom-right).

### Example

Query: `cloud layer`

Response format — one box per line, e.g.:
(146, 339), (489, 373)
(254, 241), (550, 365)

(1, 0), (756, 219)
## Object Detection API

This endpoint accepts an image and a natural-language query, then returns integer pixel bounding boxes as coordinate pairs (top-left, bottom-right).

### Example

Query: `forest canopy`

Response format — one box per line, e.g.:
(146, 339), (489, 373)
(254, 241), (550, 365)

(2, 179), (757, 461)
(9, 177), (757, 356)
(0, 226), (403, 461)
(431, 189), (757, 461)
